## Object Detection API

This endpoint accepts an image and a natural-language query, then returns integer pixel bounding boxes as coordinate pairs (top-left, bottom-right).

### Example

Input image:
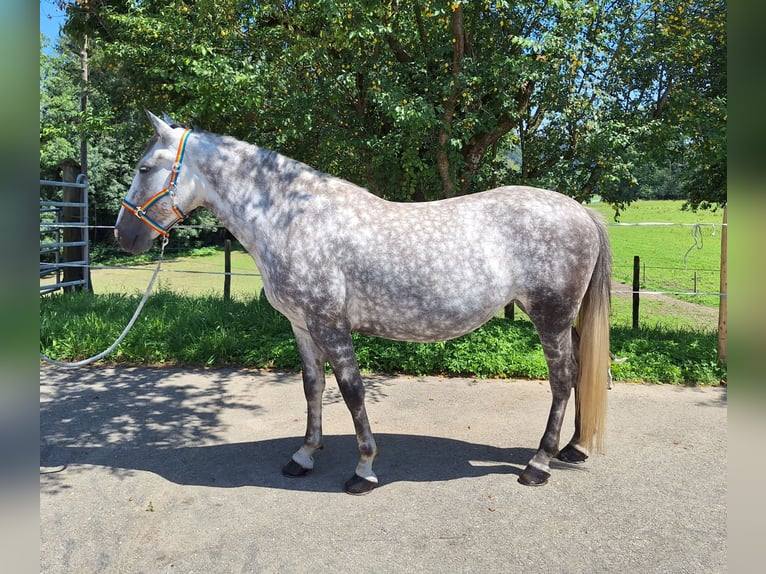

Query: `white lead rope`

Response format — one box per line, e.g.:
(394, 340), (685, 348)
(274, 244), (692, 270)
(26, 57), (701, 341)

(40, 241), (166, 368)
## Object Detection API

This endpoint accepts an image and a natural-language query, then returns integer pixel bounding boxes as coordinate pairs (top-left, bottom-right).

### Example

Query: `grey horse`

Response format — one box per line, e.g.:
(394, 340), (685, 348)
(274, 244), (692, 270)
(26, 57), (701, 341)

(115, 112), (612, 494)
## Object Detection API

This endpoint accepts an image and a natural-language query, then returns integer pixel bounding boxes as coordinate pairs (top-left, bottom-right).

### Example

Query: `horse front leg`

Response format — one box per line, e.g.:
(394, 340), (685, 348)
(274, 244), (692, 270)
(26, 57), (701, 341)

(282, 325), (328, 478)
(307, 320), (379, 495)
(336, 360), (379, 495)
(519, 328), (578, 486)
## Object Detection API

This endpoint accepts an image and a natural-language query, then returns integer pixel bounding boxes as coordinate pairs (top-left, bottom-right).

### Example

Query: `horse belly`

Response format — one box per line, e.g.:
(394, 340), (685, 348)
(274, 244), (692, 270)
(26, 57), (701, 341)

(343, 232), (516, 342)
(347, 285), (508, 343)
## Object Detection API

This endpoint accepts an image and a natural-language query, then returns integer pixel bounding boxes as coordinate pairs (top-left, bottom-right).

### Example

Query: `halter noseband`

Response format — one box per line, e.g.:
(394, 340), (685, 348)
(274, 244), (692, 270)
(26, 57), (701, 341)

(121, 128), (193, 237)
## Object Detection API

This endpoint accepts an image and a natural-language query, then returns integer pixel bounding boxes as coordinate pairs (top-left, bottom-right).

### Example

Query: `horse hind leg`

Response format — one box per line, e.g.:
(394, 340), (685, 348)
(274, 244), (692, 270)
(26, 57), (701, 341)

(557, 328), (621, 463)
(556, 409), (590, 464)
(282, 325), (328, 478)
(556, 327), (590, 465)
(518, 321), (578, 486)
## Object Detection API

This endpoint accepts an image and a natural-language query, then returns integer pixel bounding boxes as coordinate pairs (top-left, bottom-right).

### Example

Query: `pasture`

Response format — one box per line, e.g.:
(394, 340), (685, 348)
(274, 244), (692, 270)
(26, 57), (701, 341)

(90, 247), (265, 299)
(589, 200), (724, 309)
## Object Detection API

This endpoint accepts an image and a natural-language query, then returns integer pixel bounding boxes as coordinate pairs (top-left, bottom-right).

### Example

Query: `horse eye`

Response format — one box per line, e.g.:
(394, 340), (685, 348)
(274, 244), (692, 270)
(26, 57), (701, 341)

(139, 165), (150, 174)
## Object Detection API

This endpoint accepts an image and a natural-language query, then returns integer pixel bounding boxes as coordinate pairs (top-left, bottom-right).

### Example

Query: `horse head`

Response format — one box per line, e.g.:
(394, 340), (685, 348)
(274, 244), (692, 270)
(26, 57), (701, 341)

(114, 111), (203, 254)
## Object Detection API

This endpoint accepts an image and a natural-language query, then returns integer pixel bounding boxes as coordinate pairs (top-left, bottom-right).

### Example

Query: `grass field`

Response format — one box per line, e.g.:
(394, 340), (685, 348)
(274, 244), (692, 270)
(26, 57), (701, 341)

(589, 200), (724, 307)
(88, 248), (265, 299)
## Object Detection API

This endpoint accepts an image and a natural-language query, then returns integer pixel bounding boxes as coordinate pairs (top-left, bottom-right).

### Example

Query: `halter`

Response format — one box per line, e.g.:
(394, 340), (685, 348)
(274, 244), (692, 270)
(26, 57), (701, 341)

(121, 128), (193, 237)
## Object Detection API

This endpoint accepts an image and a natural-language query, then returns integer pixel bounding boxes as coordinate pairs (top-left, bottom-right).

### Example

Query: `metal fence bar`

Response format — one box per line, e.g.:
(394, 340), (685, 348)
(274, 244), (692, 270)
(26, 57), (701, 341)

(606, 222), (727, 227)
(40, 241), (89, 250)
(40, 179), (87, 188)
(40, 201), (88, 208)
(40, 176), (89, 295)
(48, 221), (732, 231)
(40, 279), (87, 295)
(40, 222), (90, 228)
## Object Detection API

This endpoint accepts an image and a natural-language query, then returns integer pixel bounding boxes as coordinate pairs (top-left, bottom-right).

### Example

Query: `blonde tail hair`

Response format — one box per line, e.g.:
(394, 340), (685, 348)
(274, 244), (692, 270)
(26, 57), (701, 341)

(576, 210), (612, 454)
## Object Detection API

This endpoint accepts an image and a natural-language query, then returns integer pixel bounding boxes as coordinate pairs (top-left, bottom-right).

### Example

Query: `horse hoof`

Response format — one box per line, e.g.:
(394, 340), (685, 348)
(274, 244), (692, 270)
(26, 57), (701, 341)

(282, 459), (311, 478)
(518, 466), (550, 486)
(556, 444), (589, 464)
(344, 474), (378, 495)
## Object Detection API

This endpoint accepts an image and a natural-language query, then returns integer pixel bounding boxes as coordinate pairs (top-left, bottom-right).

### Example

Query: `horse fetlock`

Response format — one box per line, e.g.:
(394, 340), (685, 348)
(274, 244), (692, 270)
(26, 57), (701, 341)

(354, 459), (378, 484)
(292, 446), (316, 469)
(282, 445), (317, 477)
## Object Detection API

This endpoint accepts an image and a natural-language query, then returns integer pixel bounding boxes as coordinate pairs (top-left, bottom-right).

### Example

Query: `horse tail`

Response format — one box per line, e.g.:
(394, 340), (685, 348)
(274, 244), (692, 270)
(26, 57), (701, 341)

(576, 209), (612, 455)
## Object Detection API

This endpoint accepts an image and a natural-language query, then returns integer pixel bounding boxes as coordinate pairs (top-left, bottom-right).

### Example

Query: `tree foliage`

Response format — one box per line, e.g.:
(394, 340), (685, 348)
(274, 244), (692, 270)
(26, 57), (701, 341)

(47, 0), (726, 224)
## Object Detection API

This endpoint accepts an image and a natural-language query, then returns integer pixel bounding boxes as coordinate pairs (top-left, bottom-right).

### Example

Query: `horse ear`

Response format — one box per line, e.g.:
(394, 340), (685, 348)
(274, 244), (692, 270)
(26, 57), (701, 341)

(145, 110), (175, 141)
(161, 111), (176, 125)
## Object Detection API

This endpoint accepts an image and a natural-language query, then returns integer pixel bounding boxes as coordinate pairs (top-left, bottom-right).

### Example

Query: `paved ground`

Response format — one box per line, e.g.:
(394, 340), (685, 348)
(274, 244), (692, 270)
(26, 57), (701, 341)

(40, 366), (726, 573)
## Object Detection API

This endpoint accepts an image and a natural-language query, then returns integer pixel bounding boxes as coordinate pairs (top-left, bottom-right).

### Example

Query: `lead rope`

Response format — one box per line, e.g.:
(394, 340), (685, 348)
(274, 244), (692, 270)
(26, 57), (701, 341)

(40, 238), (168, 368)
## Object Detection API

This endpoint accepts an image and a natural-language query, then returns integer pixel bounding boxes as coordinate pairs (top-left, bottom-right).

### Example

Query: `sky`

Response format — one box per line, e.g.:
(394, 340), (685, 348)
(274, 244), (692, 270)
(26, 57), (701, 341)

(40, 0), (66, 52)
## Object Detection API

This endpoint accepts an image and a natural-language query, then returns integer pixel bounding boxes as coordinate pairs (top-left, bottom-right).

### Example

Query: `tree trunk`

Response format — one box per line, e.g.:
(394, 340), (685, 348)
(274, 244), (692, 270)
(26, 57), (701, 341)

(436, 6), (465, 199)
(458, 77), (534, 194)
(717, 204), (727, 367)
(79, 36), (93, 292)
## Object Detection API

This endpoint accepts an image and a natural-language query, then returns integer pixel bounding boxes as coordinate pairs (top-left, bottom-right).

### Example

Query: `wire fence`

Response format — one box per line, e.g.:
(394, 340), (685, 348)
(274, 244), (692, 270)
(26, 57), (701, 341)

(41, 216), (728, 336)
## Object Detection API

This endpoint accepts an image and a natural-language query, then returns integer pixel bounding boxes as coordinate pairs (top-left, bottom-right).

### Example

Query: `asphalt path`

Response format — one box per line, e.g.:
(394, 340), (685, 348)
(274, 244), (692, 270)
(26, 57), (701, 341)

(40, 366), (726, 573)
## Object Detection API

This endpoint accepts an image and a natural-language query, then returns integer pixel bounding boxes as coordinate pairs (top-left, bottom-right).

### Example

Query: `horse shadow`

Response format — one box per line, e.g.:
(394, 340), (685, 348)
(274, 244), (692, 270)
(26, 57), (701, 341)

(40, 434), (541, 494)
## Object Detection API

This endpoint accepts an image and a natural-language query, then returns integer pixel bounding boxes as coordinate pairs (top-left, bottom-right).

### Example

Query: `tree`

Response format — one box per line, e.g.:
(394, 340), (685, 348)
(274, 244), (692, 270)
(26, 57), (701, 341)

(600, 0), (726, 211)
(41, 31), (143, 247)
(40, 34), (80, 183)
(55, 0), (725, 212)
(42, 18), (225, 254)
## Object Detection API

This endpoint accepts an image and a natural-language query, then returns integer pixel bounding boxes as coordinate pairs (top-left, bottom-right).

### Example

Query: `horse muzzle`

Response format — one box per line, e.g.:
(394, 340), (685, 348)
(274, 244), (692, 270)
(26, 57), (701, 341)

(114, 219), (157, 255)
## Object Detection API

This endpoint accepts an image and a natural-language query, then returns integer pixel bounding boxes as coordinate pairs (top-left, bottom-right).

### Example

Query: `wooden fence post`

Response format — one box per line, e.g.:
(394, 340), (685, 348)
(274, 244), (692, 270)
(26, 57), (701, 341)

(717, 205), (727, 367)
(632, 255), (640, 330)
(224, 239), (232, 301)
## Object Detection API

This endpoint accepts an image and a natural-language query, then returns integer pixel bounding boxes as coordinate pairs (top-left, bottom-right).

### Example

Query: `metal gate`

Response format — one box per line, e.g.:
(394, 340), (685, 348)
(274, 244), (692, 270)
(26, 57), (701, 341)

(40, 176), (89, 294)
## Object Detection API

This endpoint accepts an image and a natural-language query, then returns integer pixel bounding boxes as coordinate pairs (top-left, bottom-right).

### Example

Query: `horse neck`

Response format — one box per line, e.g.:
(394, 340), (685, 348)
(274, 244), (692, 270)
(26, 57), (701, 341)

(189, 132), (306, 270)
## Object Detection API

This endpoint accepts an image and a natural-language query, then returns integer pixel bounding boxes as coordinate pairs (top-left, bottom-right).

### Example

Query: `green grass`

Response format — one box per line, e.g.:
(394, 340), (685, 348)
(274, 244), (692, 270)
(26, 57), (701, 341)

(590, 200), (724, 307)
(93, 248), (264, 299)
(43, 244), (265, 299)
